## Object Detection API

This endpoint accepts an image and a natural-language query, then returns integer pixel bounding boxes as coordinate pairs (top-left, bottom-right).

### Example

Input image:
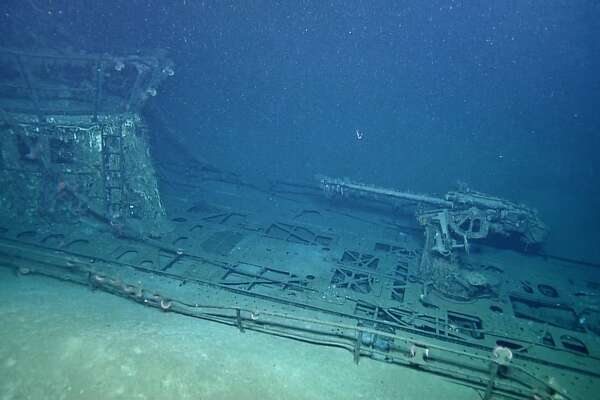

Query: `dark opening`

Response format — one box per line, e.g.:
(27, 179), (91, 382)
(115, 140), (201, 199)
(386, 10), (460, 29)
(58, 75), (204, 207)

(490, 305), (503, 314)
(561, 335), (588, 354)
(496, 339), (526, 352)
(538, 284), (559, 298)
(472, 218), (481, 233)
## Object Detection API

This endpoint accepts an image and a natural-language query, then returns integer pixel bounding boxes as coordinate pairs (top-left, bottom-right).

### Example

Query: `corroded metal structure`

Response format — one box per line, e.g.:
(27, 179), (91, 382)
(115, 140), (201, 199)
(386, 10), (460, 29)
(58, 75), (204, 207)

(1, 172), (599, 400)
(318, 175), (548, 256)
(1, 49), (598, 400)
(0, 48), (174, 234)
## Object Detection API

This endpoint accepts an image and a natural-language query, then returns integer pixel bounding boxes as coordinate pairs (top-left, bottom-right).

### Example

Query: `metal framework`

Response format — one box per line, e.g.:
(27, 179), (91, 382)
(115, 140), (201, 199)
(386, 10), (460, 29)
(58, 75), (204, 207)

(0, 47), (597, 400)
(1, 176), (598, 399)
(0, 48), (174, 119)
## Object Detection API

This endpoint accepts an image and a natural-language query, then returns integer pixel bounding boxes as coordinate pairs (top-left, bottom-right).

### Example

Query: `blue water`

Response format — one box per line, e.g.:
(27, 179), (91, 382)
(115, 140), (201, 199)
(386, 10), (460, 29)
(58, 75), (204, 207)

(2, 0), (599, 258)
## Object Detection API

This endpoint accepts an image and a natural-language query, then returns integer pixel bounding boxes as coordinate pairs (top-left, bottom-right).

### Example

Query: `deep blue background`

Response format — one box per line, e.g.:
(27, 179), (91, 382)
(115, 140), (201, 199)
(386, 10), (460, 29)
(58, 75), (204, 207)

(2, 0), (599, 259)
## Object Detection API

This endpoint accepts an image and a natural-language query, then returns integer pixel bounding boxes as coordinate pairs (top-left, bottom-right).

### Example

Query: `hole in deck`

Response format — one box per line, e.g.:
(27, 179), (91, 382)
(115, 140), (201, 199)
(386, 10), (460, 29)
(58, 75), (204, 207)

(490, 305), (503, 314)
(17, 230), (37, 239)
(538, 284), (558, 298)
(173, 236), (189, 246)
(61, 239), (89, 250)
(560, 335), (588, 354)
(521, 281), (534, 294)
(496, 339), (526, 352)
(116, 250), (139, 262)
(41, 233), (65, 244)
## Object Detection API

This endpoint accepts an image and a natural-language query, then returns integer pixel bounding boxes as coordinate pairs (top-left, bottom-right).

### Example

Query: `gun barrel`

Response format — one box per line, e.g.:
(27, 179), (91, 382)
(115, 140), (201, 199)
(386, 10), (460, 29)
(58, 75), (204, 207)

(318, 176), (453, 207)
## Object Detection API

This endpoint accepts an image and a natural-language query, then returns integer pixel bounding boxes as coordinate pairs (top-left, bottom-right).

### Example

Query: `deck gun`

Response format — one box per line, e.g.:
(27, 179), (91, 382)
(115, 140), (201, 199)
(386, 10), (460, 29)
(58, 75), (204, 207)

(318, 176), (548, 256)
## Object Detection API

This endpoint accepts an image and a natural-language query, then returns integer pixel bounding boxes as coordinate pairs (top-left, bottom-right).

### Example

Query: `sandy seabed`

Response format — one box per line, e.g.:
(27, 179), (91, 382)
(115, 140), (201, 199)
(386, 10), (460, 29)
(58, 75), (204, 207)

(0, 268), (478, 400)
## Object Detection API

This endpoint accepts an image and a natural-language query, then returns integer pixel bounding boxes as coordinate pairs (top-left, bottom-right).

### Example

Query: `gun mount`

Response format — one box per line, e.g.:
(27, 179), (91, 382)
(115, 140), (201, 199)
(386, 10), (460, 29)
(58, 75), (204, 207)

(318, 175), (548, 257)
